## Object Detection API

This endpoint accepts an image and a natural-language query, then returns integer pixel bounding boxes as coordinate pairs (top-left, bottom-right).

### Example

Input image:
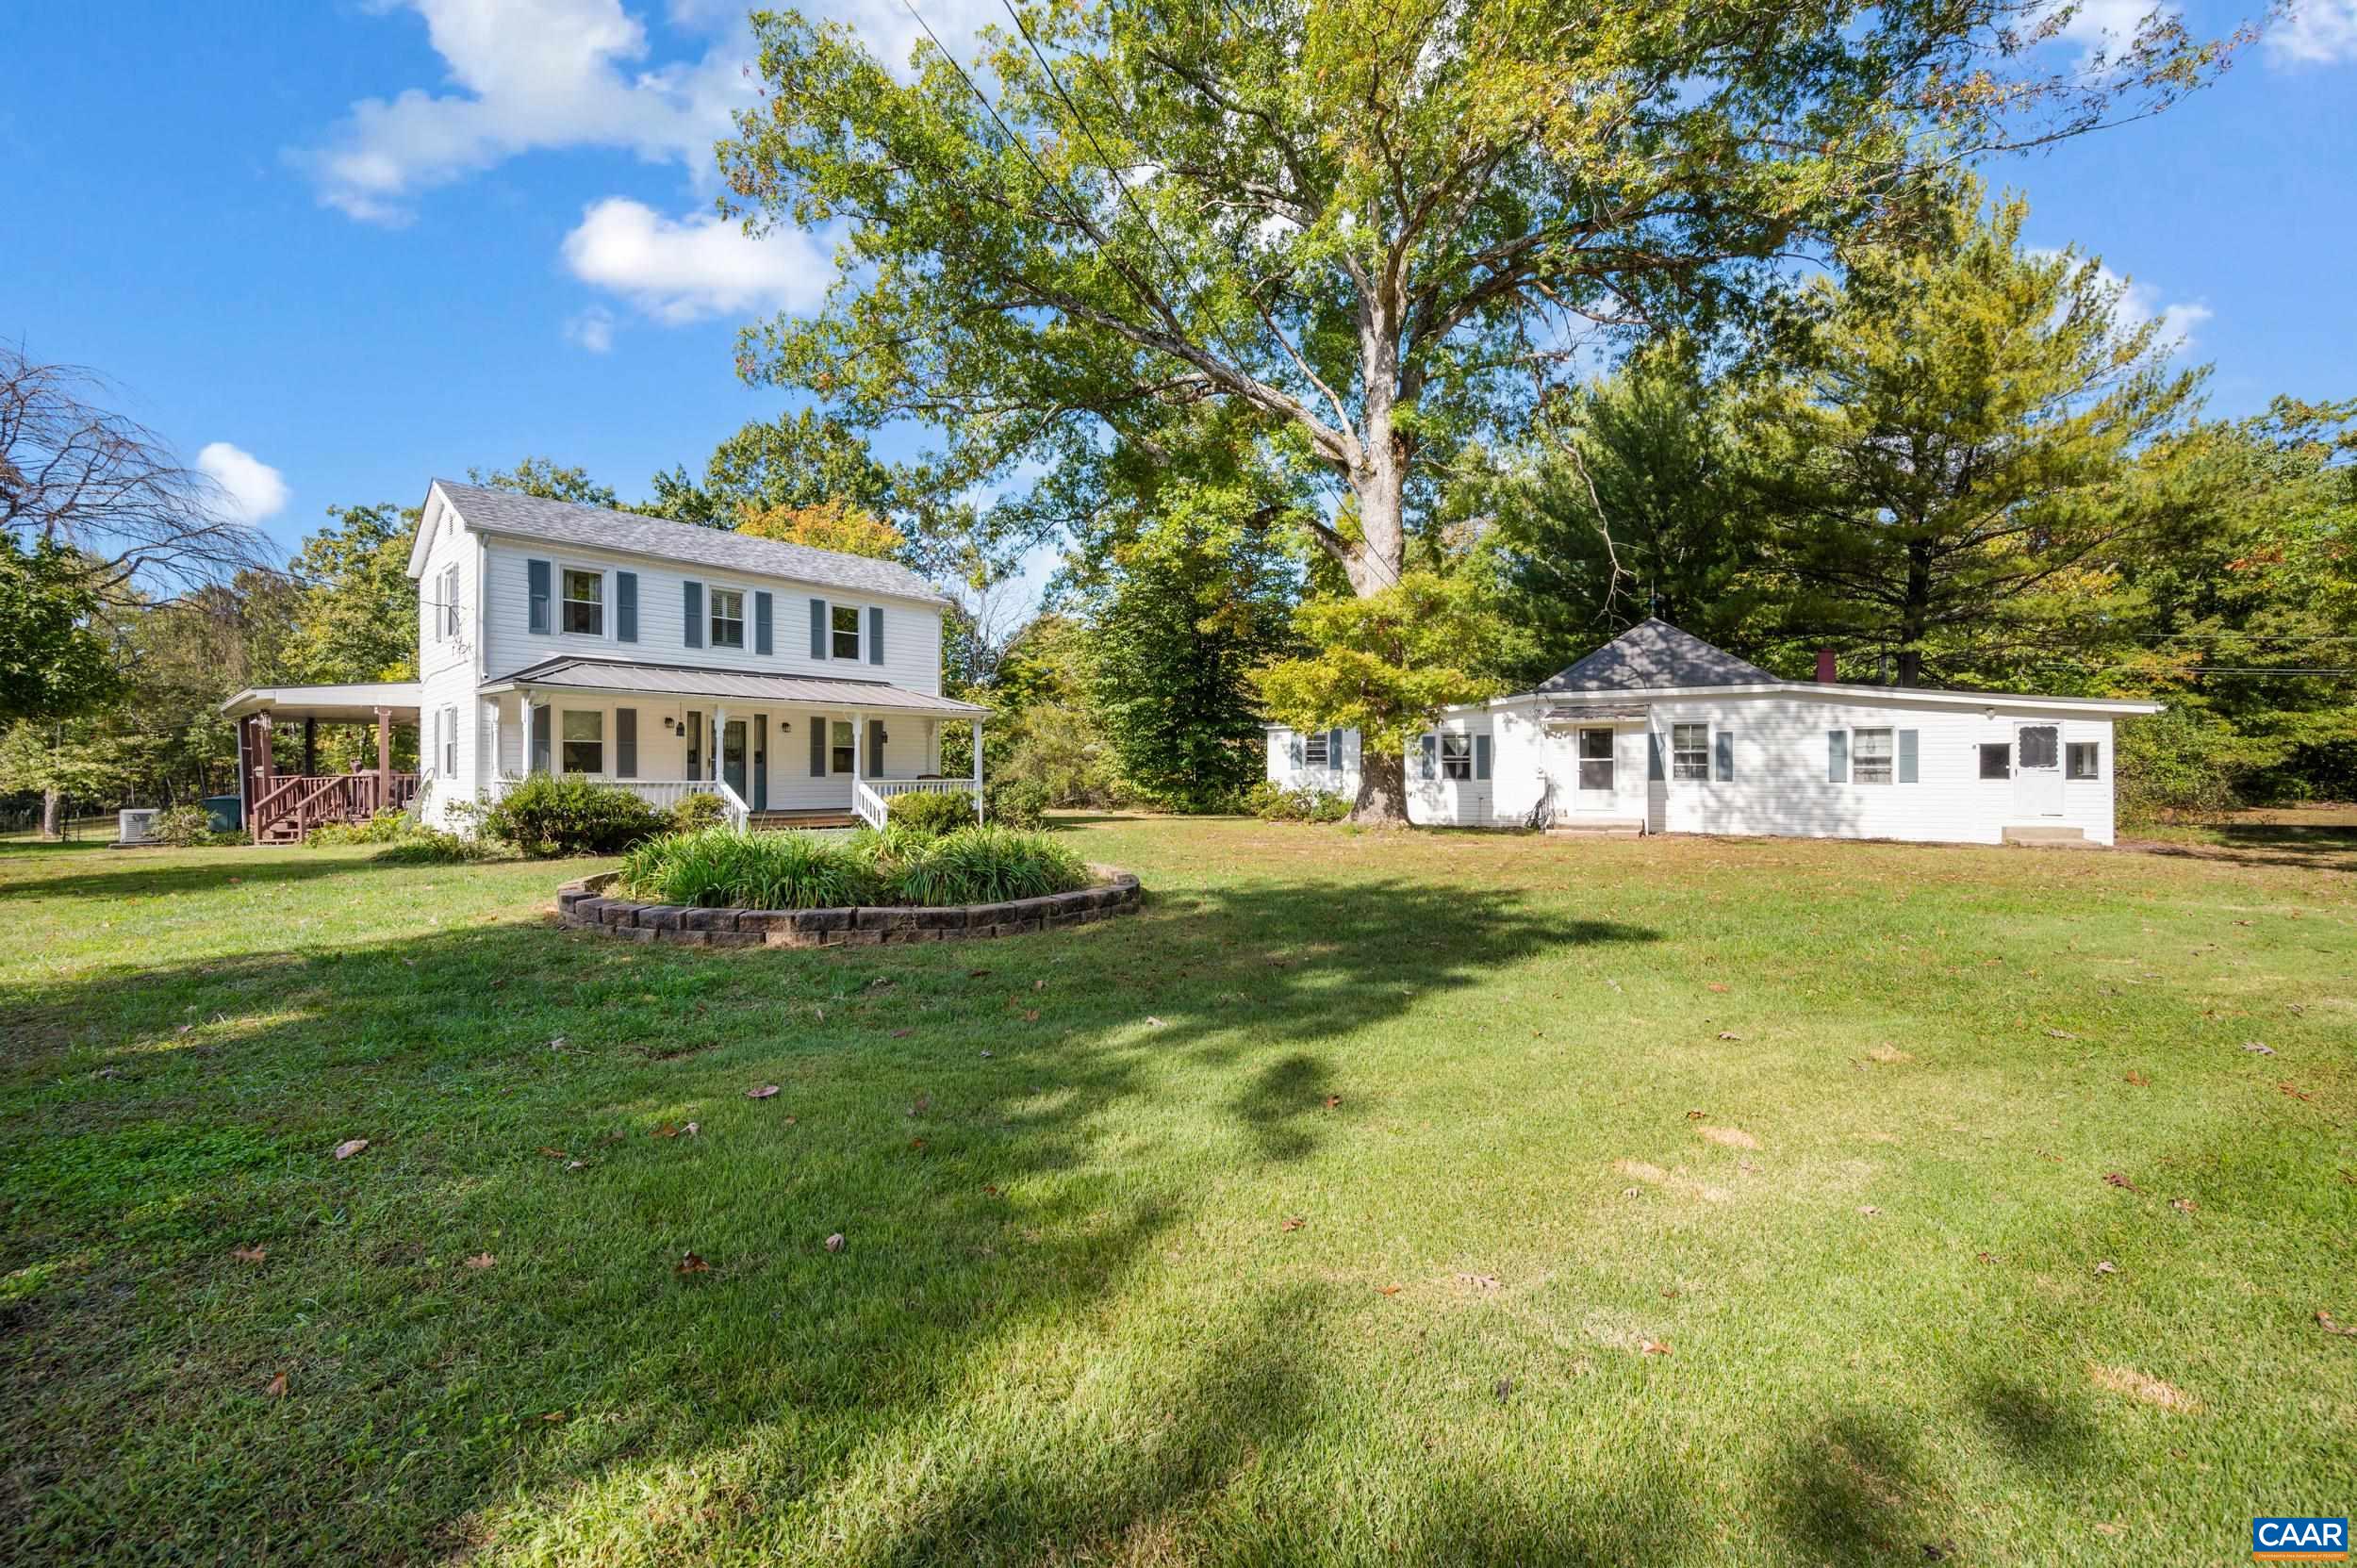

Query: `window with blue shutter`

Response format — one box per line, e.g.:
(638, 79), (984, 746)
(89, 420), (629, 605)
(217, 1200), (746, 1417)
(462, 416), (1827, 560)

(754, 591), (773, 655)
(1714, 730), (1734, 782)
(1648, 733), (1665, 782)
(809, 713), (827, 776)
(1827, 730), (1849, 783)
(1289, 733), (1303, 769)
(1898, 729), (1920, 784)
(867, 605), (884, 665)
(615, 571), (637, 642)
(1474, 734), (1492, 781)
(526, 559), (552, 635)
(615, 707), (637, 778)
(809, 598), (828, 659)
(683, 582), (703, 649)
(1419, 734), (1438, 780)
(1328, 728), (1343, 777)
(685, 711), (701, 779)
(867, 718), (885, 773)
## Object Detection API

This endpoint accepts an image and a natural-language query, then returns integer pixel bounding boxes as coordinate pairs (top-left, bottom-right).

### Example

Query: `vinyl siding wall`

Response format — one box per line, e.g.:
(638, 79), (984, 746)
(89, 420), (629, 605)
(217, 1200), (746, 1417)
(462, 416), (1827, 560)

(478, 536), (946, 701)
(414, 510), (482, 829)
(1264, 726), (1360, 799)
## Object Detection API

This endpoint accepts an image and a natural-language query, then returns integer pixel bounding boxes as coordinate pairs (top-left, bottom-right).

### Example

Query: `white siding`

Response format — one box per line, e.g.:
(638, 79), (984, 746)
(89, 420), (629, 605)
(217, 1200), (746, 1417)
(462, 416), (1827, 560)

(414, 506), (481, 829)
(1406, 712), (1494, 827)
(478, 536), (946, 701)
(1264, 726), (1360, 799)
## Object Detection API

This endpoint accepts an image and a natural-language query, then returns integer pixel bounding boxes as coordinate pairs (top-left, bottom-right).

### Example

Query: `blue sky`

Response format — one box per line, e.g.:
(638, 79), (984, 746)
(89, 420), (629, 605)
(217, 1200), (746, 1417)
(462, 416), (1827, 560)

(5, 0), (2353, 599)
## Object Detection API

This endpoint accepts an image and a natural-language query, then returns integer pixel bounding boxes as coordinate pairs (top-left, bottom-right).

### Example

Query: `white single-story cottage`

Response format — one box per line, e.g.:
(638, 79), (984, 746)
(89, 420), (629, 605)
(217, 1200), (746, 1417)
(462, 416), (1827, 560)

(1268, 619), (2160, 845)
(221, 480), (988, 842)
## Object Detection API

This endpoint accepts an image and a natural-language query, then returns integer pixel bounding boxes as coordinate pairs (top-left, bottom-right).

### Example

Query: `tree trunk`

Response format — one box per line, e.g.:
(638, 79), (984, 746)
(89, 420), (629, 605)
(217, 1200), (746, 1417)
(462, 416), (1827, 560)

(1895, 541), (1934, 687)
(41, 787), (61, 841)
(1352, 744), (1410, 827)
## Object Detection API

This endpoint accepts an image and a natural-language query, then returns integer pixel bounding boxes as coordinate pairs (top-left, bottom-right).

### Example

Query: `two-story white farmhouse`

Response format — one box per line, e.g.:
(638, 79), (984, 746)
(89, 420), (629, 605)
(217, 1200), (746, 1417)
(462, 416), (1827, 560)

(221, 481), (987, 842)
(1268, 619), (2163, 846)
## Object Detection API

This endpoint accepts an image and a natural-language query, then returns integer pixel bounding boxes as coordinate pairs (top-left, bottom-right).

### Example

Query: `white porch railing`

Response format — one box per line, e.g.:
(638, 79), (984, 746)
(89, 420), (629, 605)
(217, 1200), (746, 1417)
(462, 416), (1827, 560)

(853, 781), (889, 830)
(867, 777), (984, 822)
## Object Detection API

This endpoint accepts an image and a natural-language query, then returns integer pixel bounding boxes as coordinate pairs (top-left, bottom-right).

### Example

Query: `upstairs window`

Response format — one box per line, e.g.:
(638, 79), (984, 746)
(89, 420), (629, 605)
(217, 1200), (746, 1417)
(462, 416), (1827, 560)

(2067, 741), (2100, 780)
(437, 563), (460, 640)
(710, 587), (746, 650)
(1853, 727), (1895, 784)
(561, 569), (602, 635)
(832, 602), (863, 661)
(1672, 723), (1710, 781)
(1440, 733), (1473, 781)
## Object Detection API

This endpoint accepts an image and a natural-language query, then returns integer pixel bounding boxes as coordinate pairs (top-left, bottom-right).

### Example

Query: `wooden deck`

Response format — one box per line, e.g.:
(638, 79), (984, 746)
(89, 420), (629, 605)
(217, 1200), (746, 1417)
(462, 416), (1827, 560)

(251, 772), (419, 843)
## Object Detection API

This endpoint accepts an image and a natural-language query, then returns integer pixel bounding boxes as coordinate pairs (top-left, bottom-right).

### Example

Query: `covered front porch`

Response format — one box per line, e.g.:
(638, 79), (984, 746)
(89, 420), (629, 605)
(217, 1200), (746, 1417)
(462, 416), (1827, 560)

(219, 684), (424, 844)
(484, 658), (987, 832)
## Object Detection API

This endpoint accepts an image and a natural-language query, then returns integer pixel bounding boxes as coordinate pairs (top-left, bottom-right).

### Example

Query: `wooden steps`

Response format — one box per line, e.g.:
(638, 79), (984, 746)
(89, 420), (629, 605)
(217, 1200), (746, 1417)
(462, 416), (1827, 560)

(748, 811), (859, 831)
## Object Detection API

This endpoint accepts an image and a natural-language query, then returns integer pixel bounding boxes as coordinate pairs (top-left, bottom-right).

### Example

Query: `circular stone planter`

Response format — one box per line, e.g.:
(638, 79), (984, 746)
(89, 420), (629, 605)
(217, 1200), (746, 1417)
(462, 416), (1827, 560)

(555, 866), (1143, 949)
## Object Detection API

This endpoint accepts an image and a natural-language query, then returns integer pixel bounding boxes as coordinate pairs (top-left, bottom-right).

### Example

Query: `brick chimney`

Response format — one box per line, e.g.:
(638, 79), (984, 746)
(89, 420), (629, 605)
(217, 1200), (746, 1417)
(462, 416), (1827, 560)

(1814, 649), (1837, 684)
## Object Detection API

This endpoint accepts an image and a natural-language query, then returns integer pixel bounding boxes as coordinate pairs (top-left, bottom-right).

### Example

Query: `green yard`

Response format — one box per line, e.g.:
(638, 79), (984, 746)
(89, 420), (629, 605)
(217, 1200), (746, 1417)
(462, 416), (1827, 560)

(3, 817), (2352, 1565)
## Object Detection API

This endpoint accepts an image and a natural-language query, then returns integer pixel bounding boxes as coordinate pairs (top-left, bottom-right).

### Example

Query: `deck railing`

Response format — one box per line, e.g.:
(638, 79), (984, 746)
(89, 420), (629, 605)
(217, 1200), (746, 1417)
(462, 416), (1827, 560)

(251, 771), (420, 841)
(866, 777), (984, 823)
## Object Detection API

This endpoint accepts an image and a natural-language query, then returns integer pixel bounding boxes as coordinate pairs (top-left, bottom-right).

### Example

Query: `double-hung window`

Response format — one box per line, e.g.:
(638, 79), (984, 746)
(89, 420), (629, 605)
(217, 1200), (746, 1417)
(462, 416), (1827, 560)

(439, 705), (457, 776)
(709, 587), (746, 649)
(2067, 741), (2100, 780)
(437, 563), (460, 640)
(560, 711), (603, 774)
(1852, 727), (1895, 784)
(1671, 723), (1710, 781)
(561, 569), (602, 636)
(831, 719), (856, 774)
(1440, 733), (1473, 781)
(831, 603), (863, 661)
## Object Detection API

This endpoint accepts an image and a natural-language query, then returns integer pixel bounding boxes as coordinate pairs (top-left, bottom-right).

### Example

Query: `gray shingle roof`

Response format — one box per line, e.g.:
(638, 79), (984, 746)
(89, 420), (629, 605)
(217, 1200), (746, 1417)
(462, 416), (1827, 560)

(1531, 619), (1777, 693)
(486, 656), (986, 716)
(433, 480), (948, 604)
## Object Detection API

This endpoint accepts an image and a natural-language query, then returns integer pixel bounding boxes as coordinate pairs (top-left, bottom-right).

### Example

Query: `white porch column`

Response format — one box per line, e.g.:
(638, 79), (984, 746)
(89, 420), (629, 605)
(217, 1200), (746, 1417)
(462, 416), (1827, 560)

(849, 710), (865, 792)
(969, 718), (983, 822)
(711, 706), (729, 785)
(518, 695), (535, 776)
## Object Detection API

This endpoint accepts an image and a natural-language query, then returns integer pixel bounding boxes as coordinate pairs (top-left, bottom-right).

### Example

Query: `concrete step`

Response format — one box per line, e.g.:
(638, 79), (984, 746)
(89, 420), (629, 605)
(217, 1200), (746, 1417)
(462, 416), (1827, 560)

(2003, 825), (2094, 848)
(1546, 818), (1645, 838)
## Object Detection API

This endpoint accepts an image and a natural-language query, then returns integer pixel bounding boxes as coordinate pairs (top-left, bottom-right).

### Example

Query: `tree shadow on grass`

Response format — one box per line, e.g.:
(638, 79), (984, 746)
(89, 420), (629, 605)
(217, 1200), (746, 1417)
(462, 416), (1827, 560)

(0, 843), (461, 901)
(2121, 824), (2357, 875)
(2, 874), (1659, 1562)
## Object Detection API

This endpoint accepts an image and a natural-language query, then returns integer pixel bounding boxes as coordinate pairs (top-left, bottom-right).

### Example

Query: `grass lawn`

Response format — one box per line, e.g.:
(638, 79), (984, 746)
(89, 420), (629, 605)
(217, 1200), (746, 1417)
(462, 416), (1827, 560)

(3, 817), (2352, 1565)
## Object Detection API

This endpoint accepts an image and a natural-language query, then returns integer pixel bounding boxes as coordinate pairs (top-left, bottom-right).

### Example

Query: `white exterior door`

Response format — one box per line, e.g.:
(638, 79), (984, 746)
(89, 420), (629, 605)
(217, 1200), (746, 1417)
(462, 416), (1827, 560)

(1575, 727), (1617, 811)
(2014, 723), (2064, 817)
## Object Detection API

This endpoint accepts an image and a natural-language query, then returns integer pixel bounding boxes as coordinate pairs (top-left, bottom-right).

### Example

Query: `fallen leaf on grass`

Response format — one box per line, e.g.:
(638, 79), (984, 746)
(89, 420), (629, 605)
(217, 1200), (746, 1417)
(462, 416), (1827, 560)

(890, 1029), (913, 1039)
(1706, 982), (1729, 993)
(909, 1137), (928, 1151)
(538, 1147), (569, 1160)
(1858, 1205), (1881, 1216)
(1715, 1031), (1742, 1041)
(2169, 1197), (2197, 1214)
(1323, 1095), (1341, 1110)
(1867, 1046), (1914, 1065)
(2094, 1260), (2119, 1277)
(1457, 1272), (1500, 1291)
(464, 1252), (496, 1269)
(540, 1411), (567, 1423)
(1022, 1009), (1040, 1023)
(2087, 1363), (2199, 1411)
(824, 1232), (846, 1253)
(1376, 1284), (1401, 1296)
(1145, 1016), (1166, 1028)
(746, 1084), (781, 1099)
(675, 1252), (712, 1275)
(2045, 1029), (2080, 1041)
(2102, 1172), (2143, 1195)
(1280, 1216), (1305, 1232)
(230, 1245), (266, 1264)
(2093, 1523), (2125, 1538)
(333, 1139), (369, 1161)
(967, 969), (992, 979)
(1640, 1340), (1672, 1356)
(2280, 1082), (2315, 1102)
(2123, 1070), (2151, 1087)
(264, 1371), (288, 1398)
(2317, 1310), (2357, 1338)
(2242, 1041), (2275, 1055)
(1685, 1109), (1707, 1120)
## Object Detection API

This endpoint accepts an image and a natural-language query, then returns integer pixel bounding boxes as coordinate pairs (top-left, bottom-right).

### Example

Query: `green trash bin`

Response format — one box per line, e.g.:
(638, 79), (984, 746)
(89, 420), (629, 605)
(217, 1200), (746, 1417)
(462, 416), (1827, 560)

(203, 795), (243, 833)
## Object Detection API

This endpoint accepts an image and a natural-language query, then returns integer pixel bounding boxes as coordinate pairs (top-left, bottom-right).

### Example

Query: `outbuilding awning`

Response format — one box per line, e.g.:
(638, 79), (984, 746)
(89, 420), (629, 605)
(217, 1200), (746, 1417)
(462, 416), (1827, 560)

(1540, 704), (1652, 724)
(479, 656), (988, 718)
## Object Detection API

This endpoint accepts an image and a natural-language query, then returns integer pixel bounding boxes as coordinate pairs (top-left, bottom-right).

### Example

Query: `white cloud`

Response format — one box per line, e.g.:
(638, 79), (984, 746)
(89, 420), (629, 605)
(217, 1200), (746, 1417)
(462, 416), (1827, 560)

(2033, 0), (2181, 61)
(565, 305), (618, 352)
(196, 442), (290, 524)
(289, 0), (751, 224)
(2032, 250), (2212, 352)
(560, 197), (832, 322)
(291, 0), (1007, 224)
(2267, 0), (2357, 63)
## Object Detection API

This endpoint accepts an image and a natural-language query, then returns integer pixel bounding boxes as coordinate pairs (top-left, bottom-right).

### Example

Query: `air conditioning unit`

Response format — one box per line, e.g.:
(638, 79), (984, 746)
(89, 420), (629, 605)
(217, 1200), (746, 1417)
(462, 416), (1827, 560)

(119, 808), (159, 845)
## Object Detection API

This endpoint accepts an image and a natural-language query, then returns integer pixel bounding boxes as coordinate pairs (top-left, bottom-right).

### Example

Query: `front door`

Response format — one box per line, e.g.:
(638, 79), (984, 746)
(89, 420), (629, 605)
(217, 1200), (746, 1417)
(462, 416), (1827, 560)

(722, 719), (749, 801)
(2014, 723), (2063, 817)
(1575, 727), (1616, 811)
